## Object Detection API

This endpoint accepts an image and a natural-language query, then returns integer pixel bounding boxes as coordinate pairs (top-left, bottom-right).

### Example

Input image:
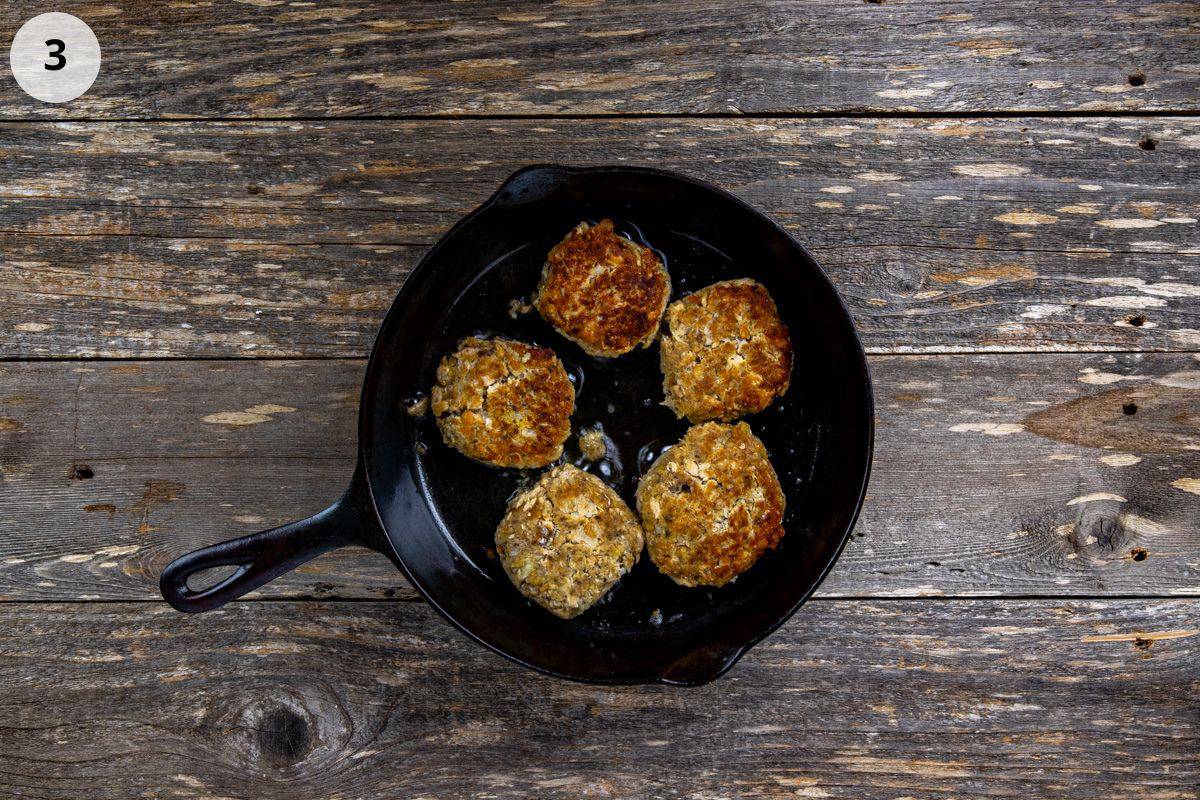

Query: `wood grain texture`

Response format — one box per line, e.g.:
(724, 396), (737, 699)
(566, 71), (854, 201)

(2, 4), (1194, 794)
(1, 353), (1195, 602)
(0, 0), (1197, 119)
(3, 117), (1198, 357)
(0, 599), (1195, 799)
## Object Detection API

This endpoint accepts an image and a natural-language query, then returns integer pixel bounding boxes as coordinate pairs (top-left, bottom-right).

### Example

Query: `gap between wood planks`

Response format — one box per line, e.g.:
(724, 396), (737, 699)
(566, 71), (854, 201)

(1, 109), (1199, 125)
(2, 349), (1196, 364)
(4, 593), (1199, 605)
(4, 228), (1197, 261)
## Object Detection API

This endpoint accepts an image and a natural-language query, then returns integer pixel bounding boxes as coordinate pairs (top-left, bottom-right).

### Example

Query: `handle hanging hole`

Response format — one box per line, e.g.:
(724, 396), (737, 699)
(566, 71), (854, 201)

(185, 564), (241, 593)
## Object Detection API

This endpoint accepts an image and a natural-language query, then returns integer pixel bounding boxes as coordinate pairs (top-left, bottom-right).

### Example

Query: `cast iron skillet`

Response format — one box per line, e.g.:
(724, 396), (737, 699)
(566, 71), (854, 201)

(160, 165), (874, 686)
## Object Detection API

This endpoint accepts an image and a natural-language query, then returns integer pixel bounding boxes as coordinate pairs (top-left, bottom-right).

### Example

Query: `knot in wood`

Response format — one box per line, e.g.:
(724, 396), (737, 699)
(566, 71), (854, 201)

(201, 683), (354, 778)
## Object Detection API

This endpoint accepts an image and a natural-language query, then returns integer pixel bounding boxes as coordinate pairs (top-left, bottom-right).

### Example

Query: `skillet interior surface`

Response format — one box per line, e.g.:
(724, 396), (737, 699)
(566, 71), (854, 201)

(360, 166), (873, 684)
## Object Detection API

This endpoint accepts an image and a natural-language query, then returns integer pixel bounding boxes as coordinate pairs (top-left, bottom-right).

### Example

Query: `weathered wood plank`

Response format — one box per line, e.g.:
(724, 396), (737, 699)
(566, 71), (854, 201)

(0, 0), (1196, 119)
(3, 117), (1198, 357)
(0, 599), (1194, 799)
(0, 354), (1195, 602)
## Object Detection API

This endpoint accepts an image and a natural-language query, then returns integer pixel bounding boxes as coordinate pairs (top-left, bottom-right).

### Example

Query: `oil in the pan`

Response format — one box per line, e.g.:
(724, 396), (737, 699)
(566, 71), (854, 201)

(637, 437), (677, 475)
(504, 469), (537, 505)
(402, 391), (430, 419)
(570, 422), (624, 490)
(611, 219), (668, 273)
(562, 358), (585, 399)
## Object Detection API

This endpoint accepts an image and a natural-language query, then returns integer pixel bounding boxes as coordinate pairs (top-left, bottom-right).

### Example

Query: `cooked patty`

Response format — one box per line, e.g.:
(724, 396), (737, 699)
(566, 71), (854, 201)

(496, 464), (644, 618)
(431, 337), (574, 468)
(535, 219), (670, 357)
(636, 421), (785, 587)
(660, 279), (792, 423)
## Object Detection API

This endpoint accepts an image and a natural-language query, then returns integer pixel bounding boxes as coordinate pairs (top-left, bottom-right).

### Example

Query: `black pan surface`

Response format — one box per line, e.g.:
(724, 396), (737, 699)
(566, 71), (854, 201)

(359, 165), (874, 684)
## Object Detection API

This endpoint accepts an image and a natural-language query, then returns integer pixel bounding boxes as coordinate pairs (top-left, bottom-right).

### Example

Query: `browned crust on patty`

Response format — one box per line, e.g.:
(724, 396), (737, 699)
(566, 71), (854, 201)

(635, 422), (785, 588)
(496, 464), (644, 618)
(431, 337), (574, 468)
(535, 219), (670, 357)
(660, 278), (792, 423)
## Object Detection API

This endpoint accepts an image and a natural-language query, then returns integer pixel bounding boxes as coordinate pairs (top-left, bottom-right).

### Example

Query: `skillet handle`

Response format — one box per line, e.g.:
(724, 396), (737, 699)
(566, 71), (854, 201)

(160, 466), (381, 612)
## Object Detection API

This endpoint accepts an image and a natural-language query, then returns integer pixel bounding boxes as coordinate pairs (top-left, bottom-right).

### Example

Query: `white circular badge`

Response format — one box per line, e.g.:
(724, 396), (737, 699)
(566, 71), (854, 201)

(10, 13), (100, 103)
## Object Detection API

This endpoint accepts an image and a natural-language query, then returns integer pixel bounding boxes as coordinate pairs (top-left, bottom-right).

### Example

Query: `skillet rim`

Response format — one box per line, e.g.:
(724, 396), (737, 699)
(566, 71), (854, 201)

(357, 164), (875, 686)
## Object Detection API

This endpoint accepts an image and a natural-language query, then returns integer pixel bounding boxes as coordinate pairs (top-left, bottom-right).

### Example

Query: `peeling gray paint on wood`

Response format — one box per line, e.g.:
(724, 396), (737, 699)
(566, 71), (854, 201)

(0, 600), (1194, 799)
(0, 354), (1195, 602)
(2, 117), (1198, 357)
(0, 0), (1196, 118)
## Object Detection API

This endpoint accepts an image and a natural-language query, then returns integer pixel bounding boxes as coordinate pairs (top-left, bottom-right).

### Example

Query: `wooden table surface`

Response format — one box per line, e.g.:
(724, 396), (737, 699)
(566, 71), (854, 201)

(1, 2), (1197, 797)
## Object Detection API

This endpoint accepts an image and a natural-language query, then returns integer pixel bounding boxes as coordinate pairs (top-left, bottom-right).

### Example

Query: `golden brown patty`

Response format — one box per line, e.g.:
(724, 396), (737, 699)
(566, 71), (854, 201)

(636, 422), (785, 588)
(496, 464), (644, 618)
(431, 337), (574, 468)
(660, 279), (792, 423)
(535, 219), (670, 357)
